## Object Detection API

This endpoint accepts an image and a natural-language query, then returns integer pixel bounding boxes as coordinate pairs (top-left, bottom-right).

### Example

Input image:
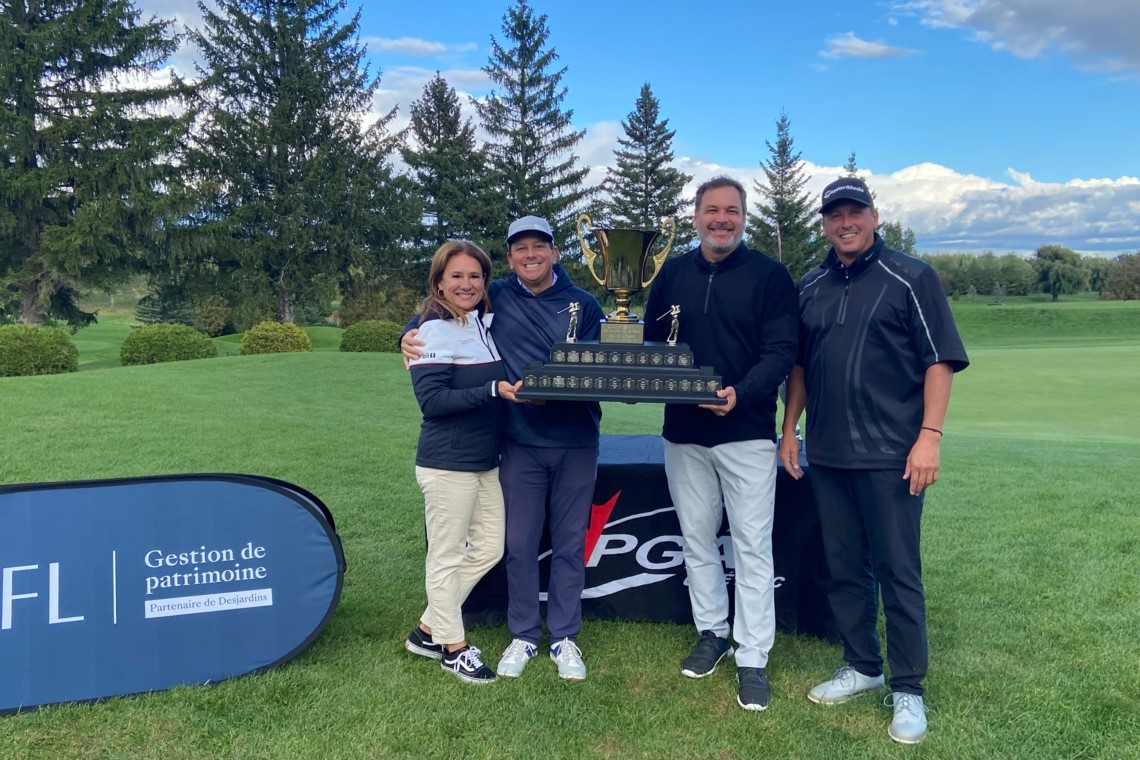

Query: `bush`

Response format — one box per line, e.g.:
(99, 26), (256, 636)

(240, 321), (312, 355)
(120, 324), (217, 366)
(195, 295), (232, 337)
(0, 324), (79, 377)
(339, 320), (403, 353)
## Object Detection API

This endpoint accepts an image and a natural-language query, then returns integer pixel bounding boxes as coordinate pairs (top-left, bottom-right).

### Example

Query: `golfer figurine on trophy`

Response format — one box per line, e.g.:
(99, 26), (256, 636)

(665, 305), (680, 347)
(565, 301), (580, 343)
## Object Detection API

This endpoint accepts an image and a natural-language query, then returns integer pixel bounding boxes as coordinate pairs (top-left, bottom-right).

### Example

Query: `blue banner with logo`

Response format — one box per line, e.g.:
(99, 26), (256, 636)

(0, 474), (345, 715)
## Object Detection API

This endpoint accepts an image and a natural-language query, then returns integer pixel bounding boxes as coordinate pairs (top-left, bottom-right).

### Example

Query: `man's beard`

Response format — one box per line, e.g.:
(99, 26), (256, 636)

(699, 226), (743, 255)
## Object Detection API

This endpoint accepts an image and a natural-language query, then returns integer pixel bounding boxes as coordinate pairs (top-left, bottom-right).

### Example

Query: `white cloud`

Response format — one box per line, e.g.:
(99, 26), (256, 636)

(820, 32), (919, 59)
(814, 162), (1140, 253)
(894, 0), (1140, 73)
(579, 125), (1139, 253)
(364, 37), (477, 56)
(373, 66), (490, 140)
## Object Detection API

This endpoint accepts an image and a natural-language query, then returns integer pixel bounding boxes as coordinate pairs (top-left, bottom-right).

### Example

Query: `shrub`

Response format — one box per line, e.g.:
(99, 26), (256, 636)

(339, 320), (403, 353)
(120, 324), (217, 366)
(195, 295), (232, 337)
(240, 321), (312, 355)
(0, 325), (79, 377)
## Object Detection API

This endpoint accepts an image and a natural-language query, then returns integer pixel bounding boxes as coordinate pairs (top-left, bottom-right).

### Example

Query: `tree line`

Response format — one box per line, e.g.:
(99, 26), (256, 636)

(3, 0), (1136, 336)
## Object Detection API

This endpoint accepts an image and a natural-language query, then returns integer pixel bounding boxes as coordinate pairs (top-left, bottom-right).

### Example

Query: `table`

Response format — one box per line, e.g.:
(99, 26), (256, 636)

(463, 434), (838, 642)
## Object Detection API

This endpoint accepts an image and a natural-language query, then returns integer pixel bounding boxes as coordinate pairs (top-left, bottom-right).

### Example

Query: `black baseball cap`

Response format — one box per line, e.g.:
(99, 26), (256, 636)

(819, 177), (874, 214)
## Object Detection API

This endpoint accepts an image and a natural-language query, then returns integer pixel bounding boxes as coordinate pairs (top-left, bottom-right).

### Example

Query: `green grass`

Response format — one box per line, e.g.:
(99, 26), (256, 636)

(1, 304), (1138, 758)
(949, 296), (1140, 347)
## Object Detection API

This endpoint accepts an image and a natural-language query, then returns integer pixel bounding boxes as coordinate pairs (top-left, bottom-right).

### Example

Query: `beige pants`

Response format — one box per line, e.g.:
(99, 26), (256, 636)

(415, 466), (505, 646)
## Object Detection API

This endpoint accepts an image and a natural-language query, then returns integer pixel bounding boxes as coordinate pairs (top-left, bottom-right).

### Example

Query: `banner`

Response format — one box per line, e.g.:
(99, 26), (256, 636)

(0, 474), (345, 715)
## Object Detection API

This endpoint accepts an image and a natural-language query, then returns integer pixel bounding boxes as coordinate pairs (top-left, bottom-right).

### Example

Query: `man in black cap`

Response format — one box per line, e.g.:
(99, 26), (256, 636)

(401, 215), (605, 682)
(779, 177), (969, 744)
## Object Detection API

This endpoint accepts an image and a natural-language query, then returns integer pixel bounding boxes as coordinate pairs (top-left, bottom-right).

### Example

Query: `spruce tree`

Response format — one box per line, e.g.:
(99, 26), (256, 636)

(0, 0), (191, 326)
(844, 151), (859, 177)
(188, 0), (389, 323)
(603, 83), (692, 236)
(402, 73), (502, 255)
(476, 0), (592, 247)
(747, 112), (826, 280)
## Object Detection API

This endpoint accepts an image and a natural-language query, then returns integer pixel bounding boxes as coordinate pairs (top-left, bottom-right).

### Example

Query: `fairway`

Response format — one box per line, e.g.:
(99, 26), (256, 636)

(0, 302), (1138, 759)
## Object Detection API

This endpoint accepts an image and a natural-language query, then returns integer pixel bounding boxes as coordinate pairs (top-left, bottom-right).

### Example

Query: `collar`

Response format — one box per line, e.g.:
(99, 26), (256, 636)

(515, 268), (559, 296)
(694, 242), (748, 273)
(824, 234), (884, 276)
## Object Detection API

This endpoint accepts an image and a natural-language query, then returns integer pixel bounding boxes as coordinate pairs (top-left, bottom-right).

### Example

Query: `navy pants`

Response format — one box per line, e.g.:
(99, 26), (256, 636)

(500, 441), (598, 645)
(810, 465), (927, 695)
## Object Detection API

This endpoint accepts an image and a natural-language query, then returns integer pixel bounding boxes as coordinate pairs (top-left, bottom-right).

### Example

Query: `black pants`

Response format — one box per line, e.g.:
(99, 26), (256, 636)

(810, 465), (927, 695)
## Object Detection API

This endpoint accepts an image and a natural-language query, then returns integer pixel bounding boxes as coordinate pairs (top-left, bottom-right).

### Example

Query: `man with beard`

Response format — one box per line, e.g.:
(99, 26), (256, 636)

(643, 176), (798, 711)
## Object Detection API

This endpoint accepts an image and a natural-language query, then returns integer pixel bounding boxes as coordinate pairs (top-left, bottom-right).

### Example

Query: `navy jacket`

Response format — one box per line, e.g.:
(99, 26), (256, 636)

(408, 311), (505, 471)
(644, 243), (798, 447)
(488, 265), (605, 449)
(796, 235), (970, 468)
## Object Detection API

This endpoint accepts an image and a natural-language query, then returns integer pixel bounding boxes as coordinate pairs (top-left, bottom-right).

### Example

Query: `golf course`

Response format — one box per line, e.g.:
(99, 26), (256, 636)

(1, 296), (1137, 759)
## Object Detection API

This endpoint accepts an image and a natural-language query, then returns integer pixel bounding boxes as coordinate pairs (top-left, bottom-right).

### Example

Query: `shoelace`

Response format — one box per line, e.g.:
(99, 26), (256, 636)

(884, 692), (927, 716)
(456, 647), (485, 670)
(554, 639), (582, 664)
(830, 665), (857, 688)
(503, 639), (533, 660)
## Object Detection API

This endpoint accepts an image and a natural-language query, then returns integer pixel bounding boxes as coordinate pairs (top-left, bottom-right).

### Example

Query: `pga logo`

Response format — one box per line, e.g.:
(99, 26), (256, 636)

(582, 506), (786, 593)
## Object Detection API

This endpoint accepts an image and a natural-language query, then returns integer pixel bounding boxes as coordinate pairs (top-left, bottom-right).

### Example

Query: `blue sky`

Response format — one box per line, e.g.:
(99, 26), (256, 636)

(153, 0), (1140, 254)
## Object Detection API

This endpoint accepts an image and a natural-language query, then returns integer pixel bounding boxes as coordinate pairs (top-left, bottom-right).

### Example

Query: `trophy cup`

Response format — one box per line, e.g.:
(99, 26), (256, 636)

(515, 215), (726, 406)
(578, 213), (674, 343)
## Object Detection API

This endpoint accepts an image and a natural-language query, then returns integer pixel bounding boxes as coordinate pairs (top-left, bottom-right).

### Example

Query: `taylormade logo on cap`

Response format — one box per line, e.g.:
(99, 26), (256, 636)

(823, 184), (866, 200)
(819, 177), (874, 213)
(507, 215), (554, 245)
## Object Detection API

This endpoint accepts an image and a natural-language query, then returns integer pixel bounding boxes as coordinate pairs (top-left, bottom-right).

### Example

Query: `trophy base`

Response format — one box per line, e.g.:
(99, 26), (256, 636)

(516, 341), (727, 406)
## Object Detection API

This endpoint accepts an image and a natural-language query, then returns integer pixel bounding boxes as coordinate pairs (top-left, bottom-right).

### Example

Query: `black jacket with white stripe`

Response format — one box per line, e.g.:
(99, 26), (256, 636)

(796, 235), (969, 469)
(408, 310), (506, 472)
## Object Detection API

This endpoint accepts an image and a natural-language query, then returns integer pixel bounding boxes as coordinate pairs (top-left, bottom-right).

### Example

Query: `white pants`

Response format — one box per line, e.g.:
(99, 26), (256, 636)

(415, 466), (505, 646)
(663, 439), (778, 668)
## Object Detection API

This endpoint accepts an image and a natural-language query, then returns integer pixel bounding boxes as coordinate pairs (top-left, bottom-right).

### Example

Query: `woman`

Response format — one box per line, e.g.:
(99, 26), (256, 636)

(403, 240), (520, 684)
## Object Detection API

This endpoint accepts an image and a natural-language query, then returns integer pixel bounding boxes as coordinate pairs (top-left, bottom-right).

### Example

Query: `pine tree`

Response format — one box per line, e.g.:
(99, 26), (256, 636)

(844, 151), (859, 177)
(603, 83), (692, 238)
(747, 112), (826, 280)
(0, 0), (191, 326)
(402, 73), (502, 254)
(475, 0), (593, 247)
(188, 0), (388, 324)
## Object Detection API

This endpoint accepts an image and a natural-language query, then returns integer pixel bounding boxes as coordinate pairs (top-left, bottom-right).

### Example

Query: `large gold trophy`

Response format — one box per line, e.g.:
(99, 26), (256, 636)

(515, 215), (725, 406)
(578, 213), (675, 343)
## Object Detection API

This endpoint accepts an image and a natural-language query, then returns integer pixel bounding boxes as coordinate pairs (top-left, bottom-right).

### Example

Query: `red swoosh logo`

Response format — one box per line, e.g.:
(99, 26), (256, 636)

(584, 491), (620, 565)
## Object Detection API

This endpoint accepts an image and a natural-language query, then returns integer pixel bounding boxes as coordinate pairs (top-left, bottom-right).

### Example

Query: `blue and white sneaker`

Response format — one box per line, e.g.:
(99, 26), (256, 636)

(404, 625), (444, 660)
(440, 645), (496, 684)
(550, 637), (586, 681)
(496, 638), (538, 678)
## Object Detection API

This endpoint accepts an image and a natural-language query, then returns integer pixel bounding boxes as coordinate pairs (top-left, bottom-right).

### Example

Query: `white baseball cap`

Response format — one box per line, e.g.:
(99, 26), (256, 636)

(507, 215), (554, 245)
